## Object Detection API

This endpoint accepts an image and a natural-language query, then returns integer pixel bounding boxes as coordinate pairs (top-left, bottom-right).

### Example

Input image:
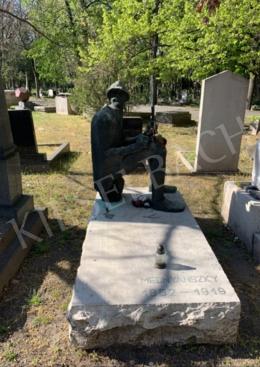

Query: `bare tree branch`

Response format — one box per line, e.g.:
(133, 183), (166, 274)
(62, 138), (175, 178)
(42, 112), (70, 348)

(80, 0), (112, 10)
(0, 7), (62, 45)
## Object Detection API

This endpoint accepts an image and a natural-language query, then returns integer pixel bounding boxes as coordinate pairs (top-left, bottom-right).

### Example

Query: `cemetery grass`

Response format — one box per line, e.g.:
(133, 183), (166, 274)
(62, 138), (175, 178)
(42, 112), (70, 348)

(0, 113), (259, 367)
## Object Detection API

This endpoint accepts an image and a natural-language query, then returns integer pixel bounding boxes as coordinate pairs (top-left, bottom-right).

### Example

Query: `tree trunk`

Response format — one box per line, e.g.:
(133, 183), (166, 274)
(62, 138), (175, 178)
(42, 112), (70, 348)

(25, 72), (29, 90)
(150, 34), (158, 119)
(64, 0), (75, 29)
(64, 0), (81, 64)
(247, 73), (255, 110)
(32, 59), (40, 98)
(150, 0), (160, 120)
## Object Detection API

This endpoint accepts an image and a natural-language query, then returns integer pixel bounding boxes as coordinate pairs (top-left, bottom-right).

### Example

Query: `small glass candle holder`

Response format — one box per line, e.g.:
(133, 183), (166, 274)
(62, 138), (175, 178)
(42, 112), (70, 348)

(155, 244), (167, 269)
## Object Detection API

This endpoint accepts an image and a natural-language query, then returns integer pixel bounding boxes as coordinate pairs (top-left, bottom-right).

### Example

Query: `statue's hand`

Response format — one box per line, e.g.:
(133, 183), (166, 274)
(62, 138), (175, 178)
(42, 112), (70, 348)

(136, 133), (150, 147)
(155, 134), (167, 146)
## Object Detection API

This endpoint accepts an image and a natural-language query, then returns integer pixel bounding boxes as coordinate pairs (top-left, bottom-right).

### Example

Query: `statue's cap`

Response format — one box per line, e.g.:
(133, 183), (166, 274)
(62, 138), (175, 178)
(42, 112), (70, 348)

(106, 81), (129, 100)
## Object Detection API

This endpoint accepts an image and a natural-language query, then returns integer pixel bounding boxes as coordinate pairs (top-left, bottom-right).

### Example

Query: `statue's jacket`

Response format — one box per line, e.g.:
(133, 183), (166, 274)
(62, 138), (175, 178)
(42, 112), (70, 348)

(91, 105), (145, 181)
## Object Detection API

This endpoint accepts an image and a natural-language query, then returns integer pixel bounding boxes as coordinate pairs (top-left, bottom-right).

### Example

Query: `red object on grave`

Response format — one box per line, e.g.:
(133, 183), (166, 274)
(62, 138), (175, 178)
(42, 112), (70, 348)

(15, 87), (30, 102)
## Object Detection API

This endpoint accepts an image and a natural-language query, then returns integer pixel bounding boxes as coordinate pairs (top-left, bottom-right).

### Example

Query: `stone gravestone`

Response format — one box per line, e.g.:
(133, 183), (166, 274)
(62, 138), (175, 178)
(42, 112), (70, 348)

(252, 140), (260, 190)
(194, 71), (249, 173)
(8, 109), (47, 165)
(0, 77), (45, 292)
(123, 116), (143, 139)
(8, 110), (38, 153)
(68, 188), (241, 348)
(9, 87), (37, 154)
(8, 89), (70, 167)
(222, 141), (260, 264)
(250, 119), (260, 136)
(48, 89), (54, 98)
(8, 109), (70, 167)
(55, 93), (73, 115)
(14, 87), (35, 111)
(0, 84), (34, 222)
(222, 181), (260, 264)
(4, 90), (18, 108)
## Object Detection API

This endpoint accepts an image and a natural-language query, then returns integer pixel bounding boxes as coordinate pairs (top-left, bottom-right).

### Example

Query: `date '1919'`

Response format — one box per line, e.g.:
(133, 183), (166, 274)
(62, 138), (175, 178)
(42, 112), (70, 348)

(194, 288), (226, 295)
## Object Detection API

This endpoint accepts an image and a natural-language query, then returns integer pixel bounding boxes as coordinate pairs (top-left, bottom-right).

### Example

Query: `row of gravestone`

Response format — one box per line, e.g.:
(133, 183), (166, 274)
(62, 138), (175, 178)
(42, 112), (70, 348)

(5, 89), (73, 115)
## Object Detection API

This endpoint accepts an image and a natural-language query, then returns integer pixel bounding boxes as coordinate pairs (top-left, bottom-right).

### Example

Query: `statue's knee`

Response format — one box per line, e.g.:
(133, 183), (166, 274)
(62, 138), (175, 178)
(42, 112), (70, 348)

(150, 142), (166, 157)
(94, 175), (124, 203)
(114, 175), (124, 193)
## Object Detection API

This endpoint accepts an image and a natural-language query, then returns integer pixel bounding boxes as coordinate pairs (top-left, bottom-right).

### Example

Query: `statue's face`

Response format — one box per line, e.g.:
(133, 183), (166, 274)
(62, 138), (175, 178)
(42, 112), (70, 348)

(109, 91), (128, 109)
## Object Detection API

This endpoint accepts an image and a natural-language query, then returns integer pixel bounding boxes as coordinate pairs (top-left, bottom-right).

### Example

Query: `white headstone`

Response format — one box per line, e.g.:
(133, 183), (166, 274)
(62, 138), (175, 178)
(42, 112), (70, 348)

(252, 140), (260, 190)
(180, 90), (188, 104)
(194, 71), (249, 172)
(48, 89), (54, 98)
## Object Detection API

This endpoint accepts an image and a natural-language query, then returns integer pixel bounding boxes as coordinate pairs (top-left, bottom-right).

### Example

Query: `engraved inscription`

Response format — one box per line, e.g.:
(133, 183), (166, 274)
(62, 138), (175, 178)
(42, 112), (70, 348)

(144, 289), (175, 297)
(143, 287), (227, 298)
(194, 288), (226, 296)
(141, 275), (218, 285)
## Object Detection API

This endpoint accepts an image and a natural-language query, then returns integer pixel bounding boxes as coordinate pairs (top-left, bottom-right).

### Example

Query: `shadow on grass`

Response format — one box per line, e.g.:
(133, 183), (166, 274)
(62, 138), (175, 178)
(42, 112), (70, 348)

(95, 338), (260, 367)
(0, 219), (85, 342)
(49, 151), (81, 173)
(21, 151), (81, 175)
(197, 217), (260, 338)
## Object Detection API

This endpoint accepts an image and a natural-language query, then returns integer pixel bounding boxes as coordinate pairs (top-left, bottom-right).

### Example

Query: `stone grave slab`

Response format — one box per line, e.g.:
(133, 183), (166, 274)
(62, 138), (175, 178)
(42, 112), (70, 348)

(222, 181), (260, 263)
(34, 105), (56, 113)
(126, 111), (151, 123)
(156, 111), (192, 126)
(194, 71), (248, 173)
(68, 187), (240, 349)
(0, 208), (47, 293)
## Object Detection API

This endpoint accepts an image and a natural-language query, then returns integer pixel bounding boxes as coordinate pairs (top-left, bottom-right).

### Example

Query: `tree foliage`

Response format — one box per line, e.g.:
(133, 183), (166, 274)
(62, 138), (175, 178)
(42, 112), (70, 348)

(0, 0), (259, 106)
(83, 0), (260, 80)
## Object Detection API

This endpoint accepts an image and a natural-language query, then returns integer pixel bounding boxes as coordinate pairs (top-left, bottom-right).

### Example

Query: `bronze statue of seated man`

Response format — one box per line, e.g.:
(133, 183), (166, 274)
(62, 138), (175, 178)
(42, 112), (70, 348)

(91, 81), (185, 212)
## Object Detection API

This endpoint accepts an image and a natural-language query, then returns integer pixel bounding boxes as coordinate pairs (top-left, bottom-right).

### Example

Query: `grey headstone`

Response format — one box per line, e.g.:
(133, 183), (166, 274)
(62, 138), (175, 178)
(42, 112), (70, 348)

(195, 71), (249, 172)
(55, 95), (73, 115)
(0, 77), (34, 220)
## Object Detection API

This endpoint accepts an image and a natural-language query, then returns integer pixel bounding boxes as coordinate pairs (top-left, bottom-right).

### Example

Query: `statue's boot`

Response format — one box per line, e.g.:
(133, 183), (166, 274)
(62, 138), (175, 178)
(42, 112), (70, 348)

(163, 185), (177, 193)
(152, 198), (185, 212)
(151, 188), (185, 213)
(149, 185), (177, 194)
